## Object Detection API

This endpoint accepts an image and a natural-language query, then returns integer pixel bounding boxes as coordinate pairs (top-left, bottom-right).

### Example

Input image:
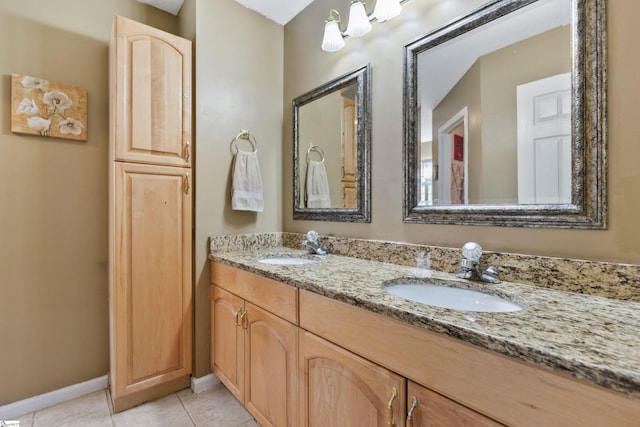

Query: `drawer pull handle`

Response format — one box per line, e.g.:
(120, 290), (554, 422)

(386, 386), (398, 427)
(406, 396), (418, 427)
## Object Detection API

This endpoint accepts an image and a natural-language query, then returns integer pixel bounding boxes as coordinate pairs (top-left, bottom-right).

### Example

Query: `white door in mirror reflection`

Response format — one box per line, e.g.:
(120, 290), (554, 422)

(517, 73), (571, 204)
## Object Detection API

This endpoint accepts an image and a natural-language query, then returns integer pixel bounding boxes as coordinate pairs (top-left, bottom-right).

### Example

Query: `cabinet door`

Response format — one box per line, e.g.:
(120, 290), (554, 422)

(111, 162), (192, 411)
(407, 381), (503, 427)
(245, 303), (298, 427)
(300, 331), (406, 427)
(211, 286), (245, 402)
(111, 15), (192, 167)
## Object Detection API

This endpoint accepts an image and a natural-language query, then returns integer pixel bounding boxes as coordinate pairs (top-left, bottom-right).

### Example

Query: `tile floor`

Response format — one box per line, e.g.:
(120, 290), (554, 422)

(13, 383), (259, 427)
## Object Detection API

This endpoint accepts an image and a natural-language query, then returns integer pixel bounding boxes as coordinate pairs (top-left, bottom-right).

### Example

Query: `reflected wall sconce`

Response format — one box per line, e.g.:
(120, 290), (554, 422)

(321, 0), (406, 52)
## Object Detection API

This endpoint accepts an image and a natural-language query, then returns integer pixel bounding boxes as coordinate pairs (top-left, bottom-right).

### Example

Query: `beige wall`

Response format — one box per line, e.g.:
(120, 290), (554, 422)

(283, 0), (640, 265)
(193, 0), (283, 376)
(0, 0), (178, 405)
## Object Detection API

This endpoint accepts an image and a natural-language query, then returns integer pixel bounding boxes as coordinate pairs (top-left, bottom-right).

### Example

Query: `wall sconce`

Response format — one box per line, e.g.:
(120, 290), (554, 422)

(321, 10), (346, 52)
(345, 1), (372, 37)
(321, 0), (405, 52)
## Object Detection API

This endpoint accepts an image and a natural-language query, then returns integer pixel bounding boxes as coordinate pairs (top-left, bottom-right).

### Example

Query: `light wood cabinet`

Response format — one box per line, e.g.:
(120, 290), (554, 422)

(244, 302), (298, 427)
(109, 16), (192, 413)
(111, 15), (192, 168)
(300, 331), (406, 427)
(211, 286), (244, 400)
(110, 162), (192, 412)
(299, 289), (640, 427)
(211, 263), (299, 427)
(406, 381), (502, 427)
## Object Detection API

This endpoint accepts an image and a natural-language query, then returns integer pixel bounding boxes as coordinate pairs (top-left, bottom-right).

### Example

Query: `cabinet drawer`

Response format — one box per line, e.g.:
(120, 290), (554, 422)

(299, 290), (639, 427)
(211, 262), (298, 324)
(407, 381), (502, 427)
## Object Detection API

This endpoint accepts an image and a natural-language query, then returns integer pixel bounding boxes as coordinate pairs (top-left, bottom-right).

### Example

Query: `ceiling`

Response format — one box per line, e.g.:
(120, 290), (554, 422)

(233, 0), (313, 25)
(137, 0), (312, 25)
(418, 0), (571, 111)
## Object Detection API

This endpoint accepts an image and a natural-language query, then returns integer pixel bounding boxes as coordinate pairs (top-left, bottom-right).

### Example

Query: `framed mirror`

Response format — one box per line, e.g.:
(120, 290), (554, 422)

(293, 64), (371, 222)
(403, 0), (606, 228)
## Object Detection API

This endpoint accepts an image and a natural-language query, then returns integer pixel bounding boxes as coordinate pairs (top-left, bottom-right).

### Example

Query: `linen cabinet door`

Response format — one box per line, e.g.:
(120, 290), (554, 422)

(111, 162), (192, 412)
(244, 302), (298, 427)
(211, 286), (245, 402)
(300, 331), (406, 427)
(111, 15), (192, 167)
(406, 381), (503, 427)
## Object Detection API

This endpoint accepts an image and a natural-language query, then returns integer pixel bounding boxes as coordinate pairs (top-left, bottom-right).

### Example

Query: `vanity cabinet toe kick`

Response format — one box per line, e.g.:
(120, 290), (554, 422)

(210, 262), (639, 427)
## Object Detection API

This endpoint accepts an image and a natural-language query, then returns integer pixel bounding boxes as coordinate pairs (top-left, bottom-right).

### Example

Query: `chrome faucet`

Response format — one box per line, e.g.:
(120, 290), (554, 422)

(456, 242), (500, 283)
(301, 230), (327, 255)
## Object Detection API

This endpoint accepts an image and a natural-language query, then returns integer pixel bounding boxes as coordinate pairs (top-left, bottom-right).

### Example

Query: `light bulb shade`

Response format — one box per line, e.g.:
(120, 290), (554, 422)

(345, 2), (372, 37)
(321, 20), (345, 52)
(372, 0), (402, 22)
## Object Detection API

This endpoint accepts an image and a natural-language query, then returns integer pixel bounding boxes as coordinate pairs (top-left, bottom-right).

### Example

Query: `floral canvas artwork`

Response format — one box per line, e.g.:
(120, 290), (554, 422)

(11, 74), (87, 142)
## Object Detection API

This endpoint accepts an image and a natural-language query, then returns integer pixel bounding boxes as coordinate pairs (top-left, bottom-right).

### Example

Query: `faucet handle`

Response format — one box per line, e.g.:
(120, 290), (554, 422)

(462, 242), (482, 262)
(306, 230), (319, 243)
(482, 266), (501, 283)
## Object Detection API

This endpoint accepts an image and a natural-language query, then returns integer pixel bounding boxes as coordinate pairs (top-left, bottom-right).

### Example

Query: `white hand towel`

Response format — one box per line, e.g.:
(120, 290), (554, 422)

(232, 150), (263, 212)
(306, 160), (331, 208)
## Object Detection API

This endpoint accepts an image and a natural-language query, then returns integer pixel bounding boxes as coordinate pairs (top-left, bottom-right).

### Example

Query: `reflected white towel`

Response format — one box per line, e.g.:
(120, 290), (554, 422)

(306, 160), (331, 208)
(232, 150), (263, 212)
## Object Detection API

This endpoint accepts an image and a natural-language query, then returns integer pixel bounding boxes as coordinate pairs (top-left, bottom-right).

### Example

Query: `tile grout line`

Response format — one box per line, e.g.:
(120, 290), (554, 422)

(175, 391), (197, 426)
(104, 389), (117, 427)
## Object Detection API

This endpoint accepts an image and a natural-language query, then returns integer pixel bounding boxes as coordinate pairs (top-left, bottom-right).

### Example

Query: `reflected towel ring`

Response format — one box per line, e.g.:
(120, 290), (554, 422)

(306, 143), (325, 163)
(231, 129), (258, 154)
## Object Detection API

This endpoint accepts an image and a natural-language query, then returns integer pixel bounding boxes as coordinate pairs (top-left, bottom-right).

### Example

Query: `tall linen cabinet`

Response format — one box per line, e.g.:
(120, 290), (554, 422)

(109, 16), (193, 413)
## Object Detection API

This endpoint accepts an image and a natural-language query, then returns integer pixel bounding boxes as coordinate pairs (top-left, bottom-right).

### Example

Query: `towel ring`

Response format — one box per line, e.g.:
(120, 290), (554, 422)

(231, 129), (258, 154)
(306, 143), (325, 164)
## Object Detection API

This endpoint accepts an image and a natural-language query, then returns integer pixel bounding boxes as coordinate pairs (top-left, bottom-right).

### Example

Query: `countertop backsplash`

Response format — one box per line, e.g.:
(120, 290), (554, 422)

(209, 232), (640, 302)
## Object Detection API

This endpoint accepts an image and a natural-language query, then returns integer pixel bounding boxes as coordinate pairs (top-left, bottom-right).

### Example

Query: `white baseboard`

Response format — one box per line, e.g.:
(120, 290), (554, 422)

(0, 375), (108, 420)
(190, 374), (219, 393)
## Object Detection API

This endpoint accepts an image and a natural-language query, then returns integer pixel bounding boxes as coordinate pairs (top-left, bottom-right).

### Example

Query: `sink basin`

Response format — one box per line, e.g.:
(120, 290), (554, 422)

(258, 255), (319, 265)
(385, 283), (523, 313)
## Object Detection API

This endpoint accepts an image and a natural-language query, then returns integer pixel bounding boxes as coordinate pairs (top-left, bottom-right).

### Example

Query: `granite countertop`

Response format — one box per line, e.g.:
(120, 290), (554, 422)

(209, 247), (640, 400)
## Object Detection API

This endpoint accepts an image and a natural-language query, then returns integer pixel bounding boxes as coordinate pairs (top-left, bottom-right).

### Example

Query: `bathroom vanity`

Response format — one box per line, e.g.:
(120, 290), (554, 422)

(209, 238), (640, 426)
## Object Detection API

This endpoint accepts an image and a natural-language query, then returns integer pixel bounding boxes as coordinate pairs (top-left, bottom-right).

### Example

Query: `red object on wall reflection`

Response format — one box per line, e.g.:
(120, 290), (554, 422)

(454, 134), (464, 161)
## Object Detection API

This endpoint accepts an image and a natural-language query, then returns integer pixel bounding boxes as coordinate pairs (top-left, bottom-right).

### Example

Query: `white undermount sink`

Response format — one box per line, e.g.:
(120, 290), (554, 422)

(385, 282), (523, 313)
(258, 255), (319, 265)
